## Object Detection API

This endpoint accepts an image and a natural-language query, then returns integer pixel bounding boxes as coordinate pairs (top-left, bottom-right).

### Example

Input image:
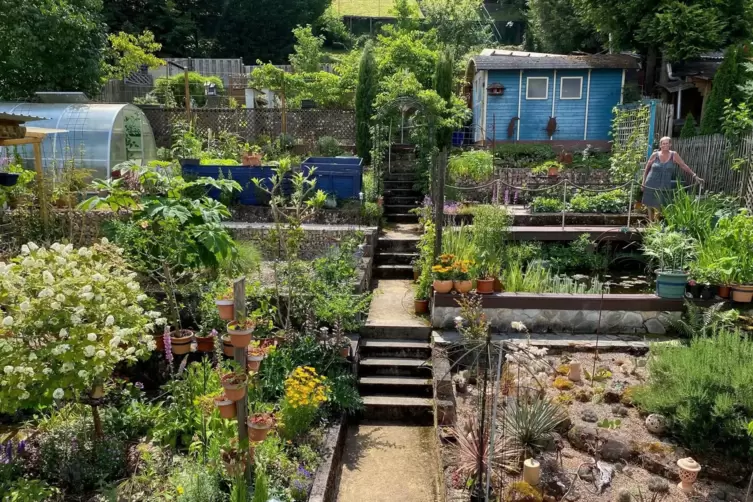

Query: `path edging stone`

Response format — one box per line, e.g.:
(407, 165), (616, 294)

(308, 413), (348, 502)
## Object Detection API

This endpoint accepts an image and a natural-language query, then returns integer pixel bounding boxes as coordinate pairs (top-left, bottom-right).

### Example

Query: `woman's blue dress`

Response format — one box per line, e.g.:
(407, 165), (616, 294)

(642, 151), (677, 209)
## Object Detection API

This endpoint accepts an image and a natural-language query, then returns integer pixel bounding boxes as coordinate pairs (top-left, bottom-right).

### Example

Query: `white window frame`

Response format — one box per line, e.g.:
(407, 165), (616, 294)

(525, 76), (549, 100)
(560, 76), (583, 100)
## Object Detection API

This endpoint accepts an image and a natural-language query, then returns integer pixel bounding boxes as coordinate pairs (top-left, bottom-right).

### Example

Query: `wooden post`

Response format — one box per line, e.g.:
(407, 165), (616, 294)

(433, 148), (447, 260)
(233, 277), (250, 482)
(184, 67), (191, 117)
(32, 140), (48, 230)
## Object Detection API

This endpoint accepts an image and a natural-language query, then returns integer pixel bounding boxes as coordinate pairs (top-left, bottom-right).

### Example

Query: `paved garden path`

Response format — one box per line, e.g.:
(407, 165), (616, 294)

(335, 423), (441, 502)
(365, 279), (430, 329)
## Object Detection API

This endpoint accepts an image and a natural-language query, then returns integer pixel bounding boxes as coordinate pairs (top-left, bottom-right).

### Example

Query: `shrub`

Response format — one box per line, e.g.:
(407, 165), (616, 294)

(448, 150), (495, 182)
(633, 330), (753, 457)
(530, 197), (564, 213)
(494, 144), (555, 167)
(568, 189), (628, 213)
(154, 72), (225, 108)
(680, 114), (698, 138)
(315, 136), (344, 157)
(0, 240), (160, 412)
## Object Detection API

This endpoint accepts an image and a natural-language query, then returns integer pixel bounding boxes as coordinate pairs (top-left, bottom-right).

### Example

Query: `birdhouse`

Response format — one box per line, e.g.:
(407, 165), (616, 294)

(487, 83), (505, 96)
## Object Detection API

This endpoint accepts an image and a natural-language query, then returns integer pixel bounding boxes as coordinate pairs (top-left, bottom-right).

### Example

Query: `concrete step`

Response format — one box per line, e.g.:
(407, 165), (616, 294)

(377, 237), (419, 253)
(384, 172), (417, 182)
(374, 252), (417, 266)
(359, 376), (432, 397)
(362, 395), (434, 423)
(384, 180), (415, 190)
(360, 339), (432, 359)
(361, 323), (433, 340)
(384, 196), (421, 206)
(384, 204), (419, 215)
(384, 188), (422, 197)
(374, 264), (414, 280)
(386, 213), (419, 224)
(359, 357), (433, 377)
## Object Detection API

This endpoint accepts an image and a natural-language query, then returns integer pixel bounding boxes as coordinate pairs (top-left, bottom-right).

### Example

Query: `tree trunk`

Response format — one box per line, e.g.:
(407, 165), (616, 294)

(645, 46), (658, 96)
(91, 403), (103, 439)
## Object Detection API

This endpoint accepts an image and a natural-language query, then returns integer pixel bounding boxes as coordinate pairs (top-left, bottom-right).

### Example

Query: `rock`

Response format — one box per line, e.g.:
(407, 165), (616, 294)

(555, 415), (573, 434)
(604, 382), (626, 403)
(644, 317), (666, 334)
(581, 409), (598, 423)
(565, 490), (580, 502)
(543, 496), (557, 502)
(647, 477), (670, 494)
(645, 414), (667, 434)
(577, 464), (595, 482)
(616, 488), (632, 502)
(567, 425), (597, 451)
(611, 405), (629, 417)
(600, 438), (631, 462)
(543, 432), (563, 452)
(710, 490), (728, 501)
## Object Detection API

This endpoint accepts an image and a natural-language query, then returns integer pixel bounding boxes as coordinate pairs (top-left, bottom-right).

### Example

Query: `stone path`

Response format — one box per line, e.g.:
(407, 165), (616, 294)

(364, 279), (430, 329)
(335, 423), (441, 502)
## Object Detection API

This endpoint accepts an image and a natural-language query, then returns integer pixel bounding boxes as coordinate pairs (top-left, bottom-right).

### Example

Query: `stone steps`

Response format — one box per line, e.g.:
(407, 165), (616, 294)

(384, 196), (422, 206)
(358, 376), (433, 397)
(374, 252), (418, 266)
(361, 395), (434, 424)
(384, 204), (419, 215)
(377, 237), (419, 253)
(359, 357), (433, 377)
(360, 338), (432, 359)
(373, 264), (414, 279)
(385, 213), (419, 224)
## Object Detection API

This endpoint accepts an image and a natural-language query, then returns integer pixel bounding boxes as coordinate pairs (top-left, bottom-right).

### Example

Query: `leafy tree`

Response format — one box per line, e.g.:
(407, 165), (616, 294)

(102, 30), (165, 80)
(701, 46), (743, 135)
(355, 41), (378, 163)
(314, 6), (354, 49)
(0, 0), (106, 100)
(680, 114), (698, 138)
(575, 0), (753, 91)
(376, 30), (439, 89)
(290, 25), (324, 73)
(420, 0), (494, 57)
(527, 0), (602, 54)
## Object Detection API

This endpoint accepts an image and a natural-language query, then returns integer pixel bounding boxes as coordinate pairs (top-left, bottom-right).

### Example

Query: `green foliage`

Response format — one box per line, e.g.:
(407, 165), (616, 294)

(154, 72), (225, 108)
(356, 41), (378, 163)
(701, 46), (743, 134)
(527, 0), (602, 53)
(531, 160), (563, 176)
(421, 0), (493, 56)
(503, 398), (567, 457)
(434, 47), (455, 149)
(680, 114), (698, 138)
(316, 136), (344, 157)
(530, 197), (565, 213)
(448, 150), (495, 183)
(662, 188), (736, 241)
(102, 30), (164, 81)
(634, 330), (753, 457)
(544, 234), (609, 272)
(568, 189), (629, 214)
(502, 261), (607, 294)
(641, 223), (696, 272)
(252, 469), (269, 502)
(173, 460), (225, 502)
(706, 211), (753, 284)
(0, 0), (106, 100)
(290, 25), (324, 73)
(670, 301), (739, 338)
(494, 144), (555, 167)
(722, 99), (753, 140)
(314, 6), (354, 48)
(610, 105), (651, 182)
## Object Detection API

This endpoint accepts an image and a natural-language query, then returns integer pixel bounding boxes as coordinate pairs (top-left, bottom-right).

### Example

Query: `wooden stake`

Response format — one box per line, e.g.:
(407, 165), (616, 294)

(32, 140), (49, 230)
(233, 277), (250, 482)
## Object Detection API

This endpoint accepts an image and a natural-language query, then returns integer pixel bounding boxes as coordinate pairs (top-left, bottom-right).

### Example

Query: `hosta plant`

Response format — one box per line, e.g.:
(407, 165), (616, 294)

(0, 239), (163, 412)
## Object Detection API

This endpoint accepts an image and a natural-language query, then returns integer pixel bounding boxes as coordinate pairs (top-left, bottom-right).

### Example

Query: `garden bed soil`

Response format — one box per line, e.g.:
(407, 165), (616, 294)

(440, 349), (750, 502)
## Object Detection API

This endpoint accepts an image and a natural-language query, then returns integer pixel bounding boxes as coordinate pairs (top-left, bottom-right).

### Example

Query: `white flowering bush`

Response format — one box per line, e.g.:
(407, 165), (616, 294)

(0, 239), (165, 412)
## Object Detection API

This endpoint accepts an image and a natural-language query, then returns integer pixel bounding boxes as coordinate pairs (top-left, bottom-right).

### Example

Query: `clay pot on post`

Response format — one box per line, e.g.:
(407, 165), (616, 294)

(215, 396), (237, 419)
(222, 335), (235, 357)
(731, 284), (753, 303)
(718, 285), (731, 298)
(247, 415), (274, 442)
(227, 320), (255, 347)
(433, 280), (453, 294)
(454, 280), (473, 294)
(154, 334), (165, 352)
(170, 330), (194, 355)
(414, 299), (429, 314)
(476, 278), (495, 294)
(215, 299), (234, 321)
(195, 333), (215, 353)
(247, 353), (265, 372)
(676, 457), (701, 493)
(221, 374), (248, 402)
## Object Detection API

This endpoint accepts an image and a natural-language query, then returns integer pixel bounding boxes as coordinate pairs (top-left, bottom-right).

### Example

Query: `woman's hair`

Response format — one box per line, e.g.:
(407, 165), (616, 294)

(659, 136), (671, 145)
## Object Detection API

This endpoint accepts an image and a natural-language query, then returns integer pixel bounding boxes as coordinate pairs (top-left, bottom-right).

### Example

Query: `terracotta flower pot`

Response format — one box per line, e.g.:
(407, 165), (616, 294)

(242, 153), (263, 166)
(170, 330), (194, 355)
(247, 354), (264, 372)
(215, 299), (234, 321)
(548, 167), (559, 177)
(493, 277), (504, 293)
(195, 335), (215, 353)
(454, 280), (473, 294)
(215, 398), (237, 419)
(476, 278), (495, 294)
(340, 345), (350, 358)
(154, 334), (165, 352)
(248, 422), (272, 442)
(433, 280), (453, 294)
(227, 322), (254, 347)
(414, 299), (429, 314)
(222, 335), (235, 357)
(222, 380), (247, 402)
(731, 284), (753, 303)
(718, 285), (731, 298)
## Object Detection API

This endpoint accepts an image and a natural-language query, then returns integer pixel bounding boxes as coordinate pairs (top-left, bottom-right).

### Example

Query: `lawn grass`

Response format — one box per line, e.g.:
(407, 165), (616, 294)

(330, 0), (421, 18)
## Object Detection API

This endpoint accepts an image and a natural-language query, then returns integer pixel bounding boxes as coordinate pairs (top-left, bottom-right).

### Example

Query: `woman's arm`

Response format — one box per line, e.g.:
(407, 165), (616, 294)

(674, 153), (703, 182)
(642, 152), (657, 188)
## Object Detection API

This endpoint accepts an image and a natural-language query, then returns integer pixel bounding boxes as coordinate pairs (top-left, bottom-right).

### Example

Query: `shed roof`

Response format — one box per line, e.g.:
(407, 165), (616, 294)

(469, 50), (639, 71)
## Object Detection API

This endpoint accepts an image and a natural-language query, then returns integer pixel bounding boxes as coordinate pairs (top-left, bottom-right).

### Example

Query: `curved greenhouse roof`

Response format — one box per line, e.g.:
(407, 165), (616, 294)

(0, 103), (157, 179)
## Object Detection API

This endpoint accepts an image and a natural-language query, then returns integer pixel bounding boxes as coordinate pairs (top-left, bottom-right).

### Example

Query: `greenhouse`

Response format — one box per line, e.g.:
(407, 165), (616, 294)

(0, 102), (157, 178)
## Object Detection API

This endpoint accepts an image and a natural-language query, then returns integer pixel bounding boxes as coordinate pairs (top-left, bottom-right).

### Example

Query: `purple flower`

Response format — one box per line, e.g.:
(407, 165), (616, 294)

(134, 382), (144, 390)
(422, 195), (432, 208)
(209, 329), (218, 338)
(504, 189), (510, 205)
(2, 442), (12, 463)
(17, 440), (25, 455)
(298, 465), (312, 478)
(444, 201), (460, 215)
(163, 326), (173, 364)
(513, 190), (519, 205)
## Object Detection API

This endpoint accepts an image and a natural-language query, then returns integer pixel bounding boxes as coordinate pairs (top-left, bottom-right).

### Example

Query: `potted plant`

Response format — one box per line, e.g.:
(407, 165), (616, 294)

(169, 329), (194, 355)
(246, 344), (266, 372)
(242, 144), (263, 166)
(227, 318), (255, 347)
(222, 334), (235, 357)
(195, 329), (217, 353)
(475, 259), (495, 295)
(335, 335), (351, 358)
(453, 259), (474, 294)
(641, 226), (696, 299)
(247, 412), (275, 442)
(220, 364), (248, 402)
(412, 258), (420, 282)
(215, 287), (235, 321)
(214, 393), (237, 419)
(220, 440), (248, 477)
(712, 214), (753, 302)
(432, 254), (455, 294)
(0, 172), (19, 187)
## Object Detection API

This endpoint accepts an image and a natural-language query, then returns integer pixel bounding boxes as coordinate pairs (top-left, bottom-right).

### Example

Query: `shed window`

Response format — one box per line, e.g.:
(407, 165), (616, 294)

(560, 77), (583, 99)
(526, 77), (549, 100)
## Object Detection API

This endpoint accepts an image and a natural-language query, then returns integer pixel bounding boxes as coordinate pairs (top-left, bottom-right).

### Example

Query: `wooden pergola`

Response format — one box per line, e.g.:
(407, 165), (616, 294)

(0, 112), (65, 227)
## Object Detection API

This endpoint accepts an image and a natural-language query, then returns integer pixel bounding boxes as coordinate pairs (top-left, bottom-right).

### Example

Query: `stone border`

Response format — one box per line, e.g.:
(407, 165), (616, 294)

(449, 212), (646, 227)
(433, 292), (716, 311)
(308, 413), (348, 502)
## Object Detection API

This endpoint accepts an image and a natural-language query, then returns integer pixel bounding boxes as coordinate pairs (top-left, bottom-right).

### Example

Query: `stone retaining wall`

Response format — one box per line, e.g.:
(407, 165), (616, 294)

(231, 205), (367, 226)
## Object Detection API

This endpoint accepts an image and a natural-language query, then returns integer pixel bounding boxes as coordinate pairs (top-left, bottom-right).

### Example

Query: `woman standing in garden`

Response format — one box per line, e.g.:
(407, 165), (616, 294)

(642, 136), (703, 221)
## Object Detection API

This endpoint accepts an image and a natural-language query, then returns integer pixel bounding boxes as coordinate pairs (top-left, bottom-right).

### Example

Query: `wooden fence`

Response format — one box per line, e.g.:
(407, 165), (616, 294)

(141, 107), (356, 151)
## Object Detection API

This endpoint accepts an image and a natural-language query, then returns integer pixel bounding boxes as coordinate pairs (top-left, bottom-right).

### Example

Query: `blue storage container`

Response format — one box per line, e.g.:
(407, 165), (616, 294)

(301, 156), (363, 200)
(181, 164), (280, 205)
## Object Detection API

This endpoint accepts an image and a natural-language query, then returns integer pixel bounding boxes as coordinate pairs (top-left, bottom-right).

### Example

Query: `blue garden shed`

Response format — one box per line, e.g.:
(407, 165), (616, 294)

(465, 50), (639, 147)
